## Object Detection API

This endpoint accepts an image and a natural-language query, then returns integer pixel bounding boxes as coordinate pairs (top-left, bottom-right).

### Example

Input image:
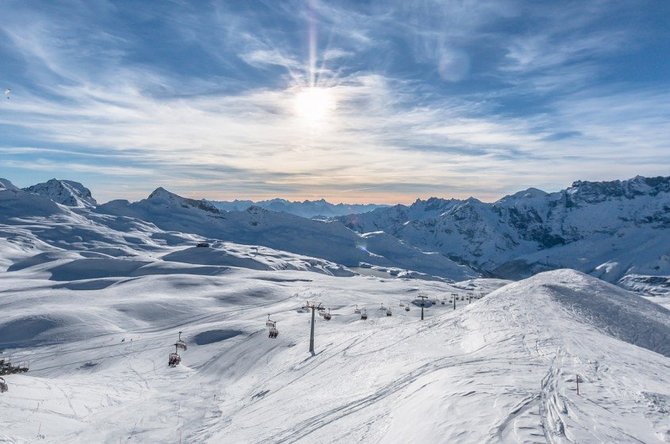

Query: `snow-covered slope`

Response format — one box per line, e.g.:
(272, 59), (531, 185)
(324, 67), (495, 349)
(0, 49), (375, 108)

(0, 178), (67, 221)
(97, 187), (476, 281)
(23, 178), (97, 208)
(211, 198), (386, 218)
(340, 176), (670, 282)
(1, 263), (668, 442)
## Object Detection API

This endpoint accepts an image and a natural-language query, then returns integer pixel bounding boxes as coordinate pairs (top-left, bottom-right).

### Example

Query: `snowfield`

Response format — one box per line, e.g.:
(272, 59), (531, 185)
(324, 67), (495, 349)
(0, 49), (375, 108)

(2, 261), (669, 443)
(1, 177), (669, 443)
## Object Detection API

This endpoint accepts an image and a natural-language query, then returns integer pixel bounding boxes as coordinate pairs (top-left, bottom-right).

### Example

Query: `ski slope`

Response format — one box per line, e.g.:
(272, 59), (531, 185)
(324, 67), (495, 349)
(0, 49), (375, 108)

(1, 265), (669, 443)
(1, 177), (669, 442)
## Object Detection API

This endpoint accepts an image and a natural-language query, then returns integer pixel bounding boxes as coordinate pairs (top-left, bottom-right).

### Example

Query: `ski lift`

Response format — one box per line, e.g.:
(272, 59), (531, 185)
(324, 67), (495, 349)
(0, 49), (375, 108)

(323, 309), (332, 321)
(266, 315), (279, 338)
(168, 344), (181, 367)
(0, 377), (7, 393)
(360, 309), (368, 320)
(441, 297), (446, 305)
(354, 305), (361, 314)
(268, 323), (279, 339)
(405, 305), (410, 312)
(0, 358), (28, 374)
(175, 331), (187, 351)
(4, 89), (10, 100)
(386, 307), (392, 317)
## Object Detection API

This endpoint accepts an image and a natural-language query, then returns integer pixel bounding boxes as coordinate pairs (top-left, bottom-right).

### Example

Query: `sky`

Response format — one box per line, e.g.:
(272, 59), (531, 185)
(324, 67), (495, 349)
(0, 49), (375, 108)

(1, 0), (669, 204)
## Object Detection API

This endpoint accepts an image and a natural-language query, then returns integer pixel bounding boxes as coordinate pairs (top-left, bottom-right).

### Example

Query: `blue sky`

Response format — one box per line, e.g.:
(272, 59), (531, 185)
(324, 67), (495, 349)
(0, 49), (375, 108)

(1, 0), (669, 204)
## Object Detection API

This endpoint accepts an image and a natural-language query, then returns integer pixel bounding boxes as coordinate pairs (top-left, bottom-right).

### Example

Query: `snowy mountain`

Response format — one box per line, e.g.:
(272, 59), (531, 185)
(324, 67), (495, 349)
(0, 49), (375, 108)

(23, 178), (97, 208)
(340, 175), (670, 283)
(97, 187), (475, 281)
(2, 175), (669, 442)
(210, 198), (385, 218)
(0, 178), (67, 221)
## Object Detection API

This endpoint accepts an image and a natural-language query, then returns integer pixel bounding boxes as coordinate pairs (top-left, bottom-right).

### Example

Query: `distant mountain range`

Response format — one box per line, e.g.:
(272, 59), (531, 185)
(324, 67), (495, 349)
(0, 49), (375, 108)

(209, 198), (386, 218)
(338, 176), (670, 282)
(4, 175), (670, 287)
(1, 178), (474, 280)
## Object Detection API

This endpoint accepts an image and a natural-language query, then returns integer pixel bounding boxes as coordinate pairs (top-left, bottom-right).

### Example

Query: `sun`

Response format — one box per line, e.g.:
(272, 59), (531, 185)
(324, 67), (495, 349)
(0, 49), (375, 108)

(293, 87), (336, 124)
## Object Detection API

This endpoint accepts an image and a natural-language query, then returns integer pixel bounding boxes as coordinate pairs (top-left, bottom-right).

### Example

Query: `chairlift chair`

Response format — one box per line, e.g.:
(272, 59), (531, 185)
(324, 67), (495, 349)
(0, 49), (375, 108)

(323, 309), (332, 321)
(354, 305), (361, 314)
(269, 325), (279, 338)
(175, 331), (187, 351)
(360, 309), (368, 320)
(168, 344), (181, 367)
(0, 377), (7, 393)
(386, 307), (392, 317)
(405, 305), (410, 312)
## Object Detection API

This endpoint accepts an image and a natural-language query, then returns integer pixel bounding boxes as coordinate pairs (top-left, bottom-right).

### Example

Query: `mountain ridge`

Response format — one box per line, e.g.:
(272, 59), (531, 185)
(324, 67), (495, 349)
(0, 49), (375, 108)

(339, 175), (670, 282)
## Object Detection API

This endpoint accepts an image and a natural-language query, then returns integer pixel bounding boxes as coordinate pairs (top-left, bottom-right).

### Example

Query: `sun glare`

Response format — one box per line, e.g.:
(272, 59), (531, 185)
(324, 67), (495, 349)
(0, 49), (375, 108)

(293, 87), (336, 124)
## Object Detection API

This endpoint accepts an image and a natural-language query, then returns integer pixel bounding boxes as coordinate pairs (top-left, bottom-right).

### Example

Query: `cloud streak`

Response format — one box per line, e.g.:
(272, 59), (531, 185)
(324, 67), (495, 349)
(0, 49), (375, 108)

(0, 0), (668, 203)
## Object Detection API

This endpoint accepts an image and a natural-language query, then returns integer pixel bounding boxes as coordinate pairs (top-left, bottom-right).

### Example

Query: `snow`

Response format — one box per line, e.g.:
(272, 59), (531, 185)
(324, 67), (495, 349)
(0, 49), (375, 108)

(95, 186), (476, 281)
(339, 175), (670, 283)
(210, 198), (386, 218)
(1, 248), (669, 443)
(23, 179), (97, 208)
(1, 177), (669, 443)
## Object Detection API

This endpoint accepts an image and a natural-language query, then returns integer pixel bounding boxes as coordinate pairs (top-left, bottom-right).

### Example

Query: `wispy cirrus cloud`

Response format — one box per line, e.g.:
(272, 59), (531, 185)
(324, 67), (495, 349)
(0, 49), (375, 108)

(0, 0), (668, 203)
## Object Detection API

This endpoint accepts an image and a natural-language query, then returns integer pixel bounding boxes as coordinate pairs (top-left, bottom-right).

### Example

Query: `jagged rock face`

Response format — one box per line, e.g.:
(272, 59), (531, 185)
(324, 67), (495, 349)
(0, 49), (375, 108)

(339, 175), (670, 281)
(23, 179), (97, 208)
(566, 176), (670, 204)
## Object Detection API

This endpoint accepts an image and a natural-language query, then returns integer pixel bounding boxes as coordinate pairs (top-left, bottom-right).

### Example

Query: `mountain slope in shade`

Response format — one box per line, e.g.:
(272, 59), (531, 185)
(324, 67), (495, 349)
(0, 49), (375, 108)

(0, 178), (67, 221)
(339, 176), (670, 282)
(23, 178), (97, 208)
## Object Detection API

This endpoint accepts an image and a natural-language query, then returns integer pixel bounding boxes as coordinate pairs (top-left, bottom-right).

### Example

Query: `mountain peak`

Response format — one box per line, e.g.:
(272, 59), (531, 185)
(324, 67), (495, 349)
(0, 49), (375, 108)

(0, 178), (19, 192)
(147, 187), (175, 201)
(23, 178), (97, 208)
(500, 187), (548, 202)
(146, 187), (219, 214)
